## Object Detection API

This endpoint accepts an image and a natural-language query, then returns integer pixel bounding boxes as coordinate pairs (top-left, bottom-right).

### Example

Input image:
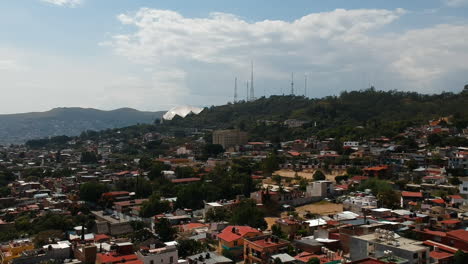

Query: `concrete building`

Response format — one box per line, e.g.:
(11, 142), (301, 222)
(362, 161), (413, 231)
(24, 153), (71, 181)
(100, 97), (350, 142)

(243, 235), (290, 264)
(306, 181), (334, 198)
(349, 230), (429, 264)
(136, 243), (178, 264)
(212, 130), (248, 149)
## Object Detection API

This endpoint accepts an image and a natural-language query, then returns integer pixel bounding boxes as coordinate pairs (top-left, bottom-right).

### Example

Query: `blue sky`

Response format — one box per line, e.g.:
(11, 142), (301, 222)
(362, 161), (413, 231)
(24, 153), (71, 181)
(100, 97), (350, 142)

(0, 0), (467, 113)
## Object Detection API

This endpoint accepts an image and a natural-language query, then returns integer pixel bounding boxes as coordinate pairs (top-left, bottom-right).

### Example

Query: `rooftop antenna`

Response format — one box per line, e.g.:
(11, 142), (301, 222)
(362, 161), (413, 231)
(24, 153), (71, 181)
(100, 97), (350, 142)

(234, 77), (238, 103)
(304, 74), (308, 97)
(250, 61), (255, 100)
(291, 72), (294, 95)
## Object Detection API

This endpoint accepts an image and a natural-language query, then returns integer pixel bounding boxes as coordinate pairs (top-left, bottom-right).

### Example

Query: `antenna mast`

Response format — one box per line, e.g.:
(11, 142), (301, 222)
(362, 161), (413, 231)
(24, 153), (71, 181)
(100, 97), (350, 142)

(246, 81), (249, 101)
(234, 77), (238, 103)
(291, 72), (294, 95)
(304, 74), (308, 97)
(250, 61), (255, 100)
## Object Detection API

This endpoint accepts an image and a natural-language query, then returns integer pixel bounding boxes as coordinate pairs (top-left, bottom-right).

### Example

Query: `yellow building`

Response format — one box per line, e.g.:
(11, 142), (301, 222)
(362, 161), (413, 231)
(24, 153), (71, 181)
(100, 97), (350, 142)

(1, 239), (34, 264)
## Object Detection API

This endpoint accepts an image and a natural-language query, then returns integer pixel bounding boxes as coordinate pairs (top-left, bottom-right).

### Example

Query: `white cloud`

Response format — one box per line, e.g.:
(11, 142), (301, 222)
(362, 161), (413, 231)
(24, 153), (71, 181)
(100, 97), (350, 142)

(443, 0), (468, 7)
(103, 7), (468, 103)
(40, 0), (83, 7)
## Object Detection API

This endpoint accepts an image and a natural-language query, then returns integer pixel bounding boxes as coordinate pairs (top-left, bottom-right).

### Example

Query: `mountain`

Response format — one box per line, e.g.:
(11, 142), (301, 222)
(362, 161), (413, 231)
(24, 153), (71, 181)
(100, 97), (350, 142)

(0, 107), (165, 144)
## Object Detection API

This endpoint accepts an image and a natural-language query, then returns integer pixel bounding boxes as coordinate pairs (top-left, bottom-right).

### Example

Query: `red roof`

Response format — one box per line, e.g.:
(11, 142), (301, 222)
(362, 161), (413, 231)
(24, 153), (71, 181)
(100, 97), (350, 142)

(218, 226), (261, 242)
(288, 151), (301, 156)
(350, 176), (368, 182)
(449, 195), (463, 199)
(401, 191), (423, 198)
(447, 230), (468, 242)
(430, 251), (453, 260)
(171, 177), (201, 183)
(431, 198), (445, 204)
(440, 219), (460, 225)
(94, 234), (110, 242)
(114, 199), (148, 207)
(363, 165), (388, 171)
(102, 191), (130, 198)
(97, 253), (139, 264)
(423, 240), (458, 253)
(424, 229), (447, 237)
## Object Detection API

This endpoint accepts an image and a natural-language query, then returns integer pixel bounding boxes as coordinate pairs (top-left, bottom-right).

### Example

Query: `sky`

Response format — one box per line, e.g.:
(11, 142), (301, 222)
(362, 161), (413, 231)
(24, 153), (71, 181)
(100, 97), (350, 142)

(0, 0), (467, 114)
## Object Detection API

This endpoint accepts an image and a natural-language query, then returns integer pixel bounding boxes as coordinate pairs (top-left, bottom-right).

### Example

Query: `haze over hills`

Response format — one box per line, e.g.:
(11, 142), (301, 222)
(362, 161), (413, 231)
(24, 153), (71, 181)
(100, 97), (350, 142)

(0, 107), (165, 145)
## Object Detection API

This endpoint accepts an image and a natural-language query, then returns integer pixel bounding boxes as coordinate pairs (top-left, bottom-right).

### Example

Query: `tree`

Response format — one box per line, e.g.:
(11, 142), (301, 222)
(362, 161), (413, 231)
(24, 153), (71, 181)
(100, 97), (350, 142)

(307, 257), (320, 264)
(80, 151), (98, 164)
(154, 218), (177, 242)
(454, 250), (467, 264)
(346, 167), (363, 175)
(177, 239), (206, 258)
(33, 230), (63, 247)
(79, 182), (109, 203)
(274, 258), (283, 264)
(203, 144), (224, 158)
(140, 193), (171, 218)
(271, 225), (286, 239)
(205, 207), (232, 222)
(313, 170), (326, 181)
(262, 151), (279, 174)
(230, 199), (267, 230)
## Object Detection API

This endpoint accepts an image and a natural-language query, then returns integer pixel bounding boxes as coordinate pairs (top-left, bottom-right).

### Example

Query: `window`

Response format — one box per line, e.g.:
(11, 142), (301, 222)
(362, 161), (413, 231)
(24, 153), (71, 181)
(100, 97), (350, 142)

(150, 261), (154, 264)
(234, 241), (238, 246)
(463, 187), (468, 191)
(170, 257), (174, 263)
(414, 253), (418, 259)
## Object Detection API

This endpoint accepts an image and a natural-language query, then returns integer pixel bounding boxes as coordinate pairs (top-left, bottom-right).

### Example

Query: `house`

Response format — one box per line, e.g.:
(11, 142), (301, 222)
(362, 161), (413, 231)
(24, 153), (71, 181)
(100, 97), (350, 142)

(349, 231), (429, 264)
(217, 226), (262, 259)
(186, 252), (232, 264)
(459, 177), (468, 198)
(136, 243), (178, 264)
(243, 235), (290, 264)
(275, 217), (308, 239)
(401, 191), (424, 207)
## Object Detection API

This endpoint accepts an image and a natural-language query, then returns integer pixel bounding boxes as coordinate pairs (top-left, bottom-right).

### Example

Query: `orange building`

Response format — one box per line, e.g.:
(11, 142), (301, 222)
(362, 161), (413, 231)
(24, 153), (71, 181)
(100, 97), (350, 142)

(217, 226), (262, 259)
(243, 235), (290, 264)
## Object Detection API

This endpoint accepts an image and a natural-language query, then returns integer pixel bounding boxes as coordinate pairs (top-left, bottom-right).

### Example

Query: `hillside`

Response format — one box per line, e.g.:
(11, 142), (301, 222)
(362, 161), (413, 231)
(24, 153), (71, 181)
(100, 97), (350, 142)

(0, 107), (164, 144)
(167, 88), (468, 141)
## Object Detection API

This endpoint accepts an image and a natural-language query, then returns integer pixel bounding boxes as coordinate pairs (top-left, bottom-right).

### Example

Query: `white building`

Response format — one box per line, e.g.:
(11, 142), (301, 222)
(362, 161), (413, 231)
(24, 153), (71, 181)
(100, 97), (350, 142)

(136, 243), (178, 264)
(306, 181), (334, 198)
(459, 177), (468, 197)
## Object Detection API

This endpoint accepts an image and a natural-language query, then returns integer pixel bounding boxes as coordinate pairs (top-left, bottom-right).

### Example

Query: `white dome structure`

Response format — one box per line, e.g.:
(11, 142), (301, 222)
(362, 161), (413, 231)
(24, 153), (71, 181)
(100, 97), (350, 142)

(163, 105), (204, 120)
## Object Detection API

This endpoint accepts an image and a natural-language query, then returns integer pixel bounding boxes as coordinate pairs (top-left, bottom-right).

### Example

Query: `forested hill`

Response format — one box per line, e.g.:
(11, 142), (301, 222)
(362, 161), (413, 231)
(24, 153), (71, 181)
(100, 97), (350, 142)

(167, 88), (468, 141)
(0, 107), (164, 144)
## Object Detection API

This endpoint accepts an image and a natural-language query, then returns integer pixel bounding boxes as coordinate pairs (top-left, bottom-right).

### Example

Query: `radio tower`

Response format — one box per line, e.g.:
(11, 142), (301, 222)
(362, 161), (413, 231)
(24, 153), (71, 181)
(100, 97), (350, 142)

(304, 74), (308, 97)
(249, 61), (255, 101)
(246, 81), (249, 101)
(234, 77), (238, 103)
(290, 72), (295, 95)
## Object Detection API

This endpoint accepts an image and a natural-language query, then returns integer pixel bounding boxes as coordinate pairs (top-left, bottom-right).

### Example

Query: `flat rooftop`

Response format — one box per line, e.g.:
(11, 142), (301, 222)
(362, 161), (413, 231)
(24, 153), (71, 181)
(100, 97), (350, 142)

(354, 233), (427, 252)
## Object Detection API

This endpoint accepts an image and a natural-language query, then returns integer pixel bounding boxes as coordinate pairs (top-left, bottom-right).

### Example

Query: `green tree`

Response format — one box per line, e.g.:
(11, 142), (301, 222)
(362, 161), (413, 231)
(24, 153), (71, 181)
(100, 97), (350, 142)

(205, 207), (232, 222)
(313, 170), (326, 181)
(80, 151), (98, 164)
(79, 182), (109, 203)
(177, 239), (206, 258)
(262, 151), (279, 174)
(307, 257), (320, 264)
(454, 250), (467, 264)
(154, 218), (177, 242)
(140, 193), (171, 218)
(230, 199), (267, 230)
